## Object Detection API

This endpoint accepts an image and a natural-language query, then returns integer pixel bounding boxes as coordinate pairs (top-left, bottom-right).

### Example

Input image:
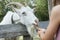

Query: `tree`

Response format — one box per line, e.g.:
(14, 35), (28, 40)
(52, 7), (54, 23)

(35, 0), (49, 21)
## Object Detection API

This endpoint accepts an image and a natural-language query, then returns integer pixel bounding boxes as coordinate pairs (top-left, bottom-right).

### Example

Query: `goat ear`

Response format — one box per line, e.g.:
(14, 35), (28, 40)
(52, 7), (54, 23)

(13, 13), (20, 22)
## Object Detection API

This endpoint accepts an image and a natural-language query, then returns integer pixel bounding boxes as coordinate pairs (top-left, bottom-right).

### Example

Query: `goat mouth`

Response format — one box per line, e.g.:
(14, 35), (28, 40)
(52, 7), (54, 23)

(34, 24), (39, 28)
(33, 24), (40, 31)
(34, 25), (38, 27)
(33, 23), (39, 27)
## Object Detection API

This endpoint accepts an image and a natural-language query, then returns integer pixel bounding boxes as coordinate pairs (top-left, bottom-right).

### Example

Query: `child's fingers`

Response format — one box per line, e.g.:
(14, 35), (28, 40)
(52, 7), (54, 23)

(37, 28), (46, 37)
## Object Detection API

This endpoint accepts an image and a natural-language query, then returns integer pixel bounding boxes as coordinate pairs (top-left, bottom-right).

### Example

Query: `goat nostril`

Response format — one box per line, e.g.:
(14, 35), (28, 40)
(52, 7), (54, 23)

(32, 19), (39, 26)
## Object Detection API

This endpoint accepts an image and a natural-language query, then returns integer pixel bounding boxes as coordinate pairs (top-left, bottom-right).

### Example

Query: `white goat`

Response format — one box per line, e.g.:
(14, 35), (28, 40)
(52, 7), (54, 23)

(0, 2), (39, 37)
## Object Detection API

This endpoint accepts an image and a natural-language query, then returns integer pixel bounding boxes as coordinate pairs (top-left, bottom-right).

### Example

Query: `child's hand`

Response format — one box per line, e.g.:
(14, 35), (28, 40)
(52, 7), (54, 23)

(38, 28), (46, 39)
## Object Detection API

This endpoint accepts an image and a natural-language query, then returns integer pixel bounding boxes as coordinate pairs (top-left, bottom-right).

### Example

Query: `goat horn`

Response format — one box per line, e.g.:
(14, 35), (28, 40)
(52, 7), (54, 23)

(5, 2), (24, 9)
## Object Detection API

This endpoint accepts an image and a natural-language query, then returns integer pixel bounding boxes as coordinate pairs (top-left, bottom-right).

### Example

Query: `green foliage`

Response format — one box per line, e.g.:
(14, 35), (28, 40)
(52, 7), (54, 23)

(0, 0), (6, 21)
(35, 0), (49, 21)
(0, 0), (12, 21)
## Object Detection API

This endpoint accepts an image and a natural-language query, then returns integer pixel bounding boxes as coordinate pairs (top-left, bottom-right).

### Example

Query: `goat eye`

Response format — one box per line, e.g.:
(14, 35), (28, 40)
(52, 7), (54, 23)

(22, 12), (26, 16)
(22, 12), (25, 14)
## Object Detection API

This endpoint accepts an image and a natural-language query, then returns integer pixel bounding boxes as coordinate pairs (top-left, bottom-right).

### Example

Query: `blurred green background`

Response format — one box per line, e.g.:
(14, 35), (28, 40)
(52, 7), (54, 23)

(0, 0), (49, 22)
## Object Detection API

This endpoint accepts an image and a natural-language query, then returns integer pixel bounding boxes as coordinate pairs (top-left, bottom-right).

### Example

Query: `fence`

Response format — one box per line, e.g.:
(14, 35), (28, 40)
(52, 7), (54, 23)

(0, 21), (48, 40)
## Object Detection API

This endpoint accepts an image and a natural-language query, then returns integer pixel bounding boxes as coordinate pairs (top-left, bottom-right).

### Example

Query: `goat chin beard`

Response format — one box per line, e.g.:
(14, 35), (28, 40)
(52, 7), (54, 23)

(27, 25), (46, 38)
(27, 25), (39, 37)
